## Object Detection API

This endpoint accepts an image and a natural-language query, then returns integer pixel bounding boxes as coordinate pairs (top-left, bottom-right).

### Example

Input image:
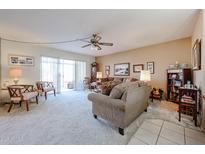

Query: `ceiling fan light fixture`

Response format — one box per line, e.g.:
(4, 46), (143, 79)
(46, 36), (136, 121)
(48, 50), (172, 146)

(91, 44), (98, 51)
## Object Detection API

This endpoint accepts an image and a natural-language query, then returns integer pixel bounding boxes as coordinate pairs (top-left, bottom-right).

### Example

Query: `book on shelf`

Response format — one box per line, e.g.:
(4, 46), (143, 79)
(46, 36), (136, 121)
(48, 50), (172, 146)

(181, 95), (194, 104)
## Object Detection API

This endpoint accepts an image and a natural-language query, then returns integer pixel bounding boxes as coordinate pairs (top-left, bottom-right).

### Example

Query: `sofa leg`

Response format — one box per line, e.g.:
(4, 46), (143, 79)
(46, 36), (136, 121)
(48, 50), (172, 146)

(119, 128), (124, 135)
(144, 108), (147, 112)
(93, 114), (97, 119)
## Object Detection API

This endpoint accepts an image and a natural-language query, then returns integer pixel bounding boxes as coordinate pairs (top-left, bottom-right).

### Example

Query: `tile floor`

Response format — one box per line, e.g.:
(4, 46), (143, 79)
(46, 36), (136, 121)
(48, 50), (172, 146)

(128, 119), (205, 145)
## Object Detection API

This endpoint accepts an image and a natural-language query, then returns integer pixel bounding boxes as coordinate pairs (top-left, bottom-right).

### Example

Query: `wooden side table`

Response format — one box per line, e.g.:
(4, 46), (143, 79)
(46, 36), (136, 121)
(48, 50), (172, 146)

(178, 87), (199, 126)
(150, 88), (163, 102)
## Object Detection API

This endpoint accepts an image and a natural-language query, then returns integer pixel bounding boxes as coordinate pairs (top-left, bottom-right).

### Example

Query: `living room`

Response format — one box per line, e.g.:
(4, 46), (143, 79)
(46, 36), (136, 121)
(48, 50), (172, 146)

(0, 6), (205, 149)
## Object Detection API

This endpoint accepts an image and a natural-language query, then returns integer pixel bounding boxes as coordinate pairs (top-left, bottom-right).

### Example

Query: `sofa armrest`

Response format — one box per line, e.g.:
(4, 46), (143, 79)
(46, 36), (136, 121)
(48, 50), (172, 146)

(88, 93), (125, 111)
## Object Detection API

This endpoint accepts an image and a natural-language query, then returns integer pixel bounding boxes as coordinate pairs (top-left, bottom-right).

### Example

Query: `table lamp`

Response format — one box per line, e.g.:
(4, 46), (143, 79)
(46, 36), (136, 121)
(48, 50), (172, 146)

(140, 70), (151, 82)
(96, 72), (102, 82)
(9, 68), (22, 85)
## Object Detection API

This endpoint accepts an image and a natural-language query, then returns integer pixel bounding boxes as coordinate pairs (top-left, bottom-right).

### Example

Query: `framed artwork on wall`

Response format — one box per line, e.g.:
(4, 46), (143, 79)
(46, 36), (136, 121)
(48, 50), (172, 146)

(105, 65), (110, 70)
(8, 54), (34, 66)
(147, 61), (154, 74)
(133, 64), (144, 73)
(192, 39), (201, 71)
(105, 65), (110, 77)
(114, 63), (130, 76)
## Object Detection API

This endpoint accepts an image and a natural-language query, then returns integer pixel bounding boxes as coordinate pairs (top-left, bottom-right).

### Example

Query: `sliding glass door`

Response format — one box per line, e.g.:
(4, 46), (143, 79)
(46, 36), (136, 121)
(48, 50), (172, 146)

(41, 56), (86, 93)
(59, 59), (75, 92)
(41, 57), (58, 88)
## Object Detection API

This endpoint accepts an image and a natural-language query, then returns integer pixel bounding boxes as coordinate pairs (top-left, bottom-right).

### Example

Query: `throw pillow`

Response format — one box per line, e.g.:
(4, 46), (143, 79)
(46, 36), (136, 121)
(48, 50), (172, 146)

(121, 91), (127, 102)
(109, 84), (125, 99)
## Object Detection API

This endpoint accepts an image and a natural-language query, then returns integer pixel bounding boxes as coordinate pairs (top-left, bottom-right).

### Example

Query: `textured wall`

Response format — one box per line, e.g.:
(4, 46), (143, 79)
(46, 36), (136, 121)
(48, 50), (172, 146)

(1, 40), (95, 86)
(96, 37), (191, 92)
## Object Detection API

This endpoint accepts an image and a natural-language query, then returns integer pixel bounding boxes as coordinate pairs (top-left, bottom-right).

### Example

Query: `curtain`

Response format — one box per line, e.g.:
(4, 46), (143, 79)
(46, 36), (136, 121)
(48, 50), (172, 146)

(59, 59), (75, 91)
(41, 57), (59, 92)
(75, 61), (86, 90)
(41, 56), (86, 92)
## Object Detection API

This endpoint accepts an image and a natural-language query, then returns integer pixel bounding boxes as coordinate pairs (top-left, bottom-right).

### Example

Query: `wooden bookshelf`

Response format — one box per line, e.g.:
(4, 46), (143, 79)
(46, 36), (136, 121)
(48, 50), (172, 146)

(167, 69), (192, 103)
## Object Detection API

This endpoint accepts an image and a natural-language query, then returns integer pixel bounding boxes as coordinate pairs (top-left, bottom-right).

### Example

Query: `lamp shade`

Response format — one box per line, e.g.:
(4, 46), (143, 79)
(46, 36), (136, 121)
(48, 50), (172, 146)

(96, 72), (102, 79)
(140, 70), (151, 82)
(9, 68), (22, 78)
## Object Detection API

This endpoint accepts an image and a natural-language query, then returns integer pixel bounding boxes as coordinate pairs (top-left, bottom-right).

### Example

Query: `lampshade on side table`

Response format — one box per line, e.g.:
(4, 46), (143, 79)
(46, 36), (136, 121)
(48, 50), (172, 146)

(140, 70), (151, 82)
(9, 68), (22, 85)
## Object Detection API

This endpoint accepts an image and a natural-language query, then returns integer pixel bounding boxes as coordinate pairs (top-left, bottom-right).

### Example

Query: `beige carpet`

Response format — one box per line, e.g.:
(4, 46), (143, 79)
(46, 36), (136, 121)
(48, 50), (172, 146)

(0, 91), (201, 144)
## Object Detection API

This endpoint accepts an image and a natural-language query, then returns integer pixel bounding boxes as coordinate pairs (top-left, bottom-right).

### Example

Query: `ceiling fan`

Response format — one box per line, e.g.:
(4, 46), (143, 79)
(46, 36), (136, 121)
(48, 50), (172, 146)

(81, 34), (113, 50)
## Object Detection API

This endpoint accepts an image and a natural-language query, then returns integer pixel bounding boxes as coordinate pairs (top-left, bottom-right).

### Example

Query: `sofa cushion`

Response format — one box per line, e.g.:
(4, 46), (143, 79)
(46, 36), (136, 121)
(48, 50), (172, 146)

(113, 77), (123, 82)
(137, 81), (148, 87)
(109, 86), (124, 99)
(121, 91), (127, 102)
(109, 81), (138, 99)
(130, 78), (139, 82)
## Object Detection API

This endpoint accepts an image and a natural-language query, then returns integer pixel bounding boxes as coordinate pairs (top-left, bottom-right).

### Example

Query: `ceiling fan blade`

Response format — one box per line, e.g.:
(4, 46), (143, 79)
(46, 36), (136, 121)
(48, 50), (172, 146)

(96, 36), (102, 41)
(96, 44), (102, 50)
(81, 44), (91, 48)
(98, 42), (113, 46)
(80, 40), (91, 43)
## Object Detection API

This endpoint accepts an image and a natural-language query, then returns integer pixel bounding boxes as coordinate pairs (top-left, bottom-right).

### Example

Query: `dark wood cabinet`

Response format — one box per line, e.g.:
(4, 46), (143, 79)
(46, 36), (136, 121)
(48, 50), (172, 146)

(179, 87), (200, 126)
(167, 69), (192, 103)
(91, 62), (99, 82)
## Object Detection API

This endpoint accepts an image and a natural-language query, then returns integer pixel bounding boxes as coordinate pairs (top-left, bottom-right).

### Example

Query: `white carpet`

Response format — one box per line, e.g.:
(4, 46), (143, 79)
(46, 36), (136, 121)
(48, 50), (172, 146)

(0, 91), (200, 145)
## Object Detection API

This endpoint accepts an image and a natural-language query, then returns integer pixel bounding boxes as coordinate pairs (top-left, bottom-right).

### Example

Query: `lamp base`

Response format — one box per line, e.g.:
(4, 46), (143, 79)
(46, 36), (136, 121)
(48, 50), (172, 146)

(13, 79), (19, 85)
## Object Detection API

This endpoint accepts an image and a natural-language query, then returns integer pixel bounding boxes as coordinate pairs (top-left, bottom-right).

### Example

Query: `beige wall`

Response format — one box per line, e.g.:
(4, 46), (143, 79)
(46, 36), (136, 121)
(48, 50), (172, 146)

(192, 10), (205, 130)
(0, 40), (95, 87)
(192, 11), (203, 88)
(96, 37), (191, 92)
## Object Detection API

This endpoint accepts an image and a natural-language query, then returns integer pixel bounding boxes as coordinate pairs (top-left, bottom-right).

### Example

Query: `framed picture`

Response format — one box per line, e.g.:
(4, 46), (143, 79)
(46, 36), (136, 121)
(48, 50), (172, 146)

(8, 54), (34, 66)
(133, 64), (144, 73)
(105, 70), (110, 77)
(147, 61), (154, 74)
(114, 63), (130, 76)
(105, 65), (110, 77)
(192, 39), (201, 70)
(105, 65), (110, 70)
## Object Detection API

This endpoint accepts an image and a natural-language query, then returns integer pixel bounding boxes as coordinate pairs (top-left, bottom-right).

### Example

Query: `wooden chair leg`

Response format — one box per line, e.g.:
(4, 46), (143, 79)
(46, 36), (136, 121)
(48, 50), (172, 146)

(25, 101), (29, 111)
(45, 92), (47, 100)
(19, 101), (22, 107)
(179, 104), (181, 122)
(194, 107), (197, 126)
(36, 96), (38, 104)
(8, 101), (14, 113)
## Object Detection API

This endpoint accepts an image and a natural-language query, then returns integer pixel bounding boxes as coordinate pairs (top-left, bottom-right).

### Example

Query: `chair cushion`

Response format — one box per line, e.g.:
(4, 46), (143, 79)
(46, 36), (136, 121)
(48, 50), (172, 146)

(10, 97), (21, 101)
(22, 92), (38, 100)
(44, 87), (55, 92)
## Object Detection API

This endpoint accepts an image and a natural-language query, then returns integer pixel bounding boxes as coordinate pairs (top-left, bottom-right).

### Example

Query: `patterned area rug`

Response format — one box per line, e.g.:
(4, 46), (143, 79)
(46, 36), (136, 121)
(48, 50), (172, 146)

(0, 91), (201, 144)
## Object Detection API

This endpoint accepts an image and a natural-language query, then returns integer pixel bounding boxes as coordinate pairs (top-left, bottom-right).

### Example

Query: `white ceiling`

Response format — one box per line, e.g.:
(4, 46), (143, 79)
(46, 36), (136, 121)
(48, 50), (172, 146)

(0, 9), (199, 56)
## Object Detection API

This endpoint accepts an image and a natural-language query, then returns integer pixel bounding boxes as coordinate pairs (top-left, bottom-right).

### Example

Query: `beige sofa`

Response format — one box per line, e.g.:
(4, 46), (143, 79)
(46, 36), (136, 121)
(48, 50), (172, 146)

(88, 82), (151, 135)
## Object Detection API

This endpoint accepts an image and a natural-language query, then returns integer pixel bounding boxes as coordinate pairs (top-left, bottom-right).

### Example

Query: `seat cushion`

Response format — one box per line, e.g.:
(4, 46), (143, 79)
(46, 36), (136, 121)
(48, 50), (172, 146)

(44, 87), (55, 92)
(10, 97), (21, 101)
(22, 92), (38, 100)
